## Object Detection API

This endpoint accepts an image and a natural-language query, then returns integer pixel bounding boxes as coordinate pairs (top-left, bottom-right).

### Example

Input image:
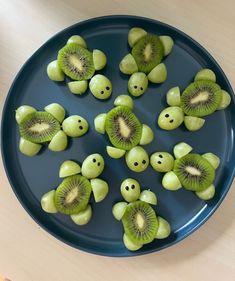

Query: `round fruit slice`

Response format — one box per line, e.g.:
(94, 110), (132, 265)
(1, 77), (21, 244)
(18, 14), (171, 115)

(19, 111), (60, 143)
(105, 106), (142, 150)
(174, 154), (215, 191)
(122, 201), (158, 245)
(55, 175), (91, 215)
(181, 81), (222, 117)
(58, 43), (95, 80)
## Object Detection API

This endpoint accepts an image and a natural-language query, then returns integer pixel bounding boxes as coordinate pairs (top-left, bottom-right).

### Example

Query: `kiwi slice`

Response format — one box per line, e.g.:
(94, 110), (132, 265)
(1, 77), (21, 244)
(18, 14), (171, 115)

(132, 34), (164, 73)
(19, 112), (60, 143)
(55, 175), (91, 215)
(122, 201), (158, 245)
(105, 106), (142, 150)
(181, 81), (222, 117)
(58, 43), (95, 80)
(174, 154), (215, 191)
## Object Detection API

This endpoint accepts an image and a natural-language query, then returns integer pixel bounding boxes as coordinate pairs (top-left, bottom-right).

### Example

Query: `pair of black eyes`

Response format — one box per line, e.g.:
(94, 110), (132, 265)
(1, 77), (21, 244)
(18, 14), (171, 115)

(93, 158), (101, 166)
(77, 119), (83, 130)
(125, 185), (135, 191)
(158, 154), (163, 164)
(100, 86), (110, 94)
(134, 160), (146, 166)
(134, 85), (144, 91)
(165, 114), (174, 123)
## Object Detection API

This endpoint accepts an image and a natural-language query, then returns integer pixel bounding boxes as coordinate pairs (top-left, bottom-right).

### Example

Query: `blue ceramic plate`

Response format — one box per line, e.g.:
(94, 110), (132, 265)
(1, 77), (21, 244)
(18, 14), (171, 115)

(1, 15), (235, 257)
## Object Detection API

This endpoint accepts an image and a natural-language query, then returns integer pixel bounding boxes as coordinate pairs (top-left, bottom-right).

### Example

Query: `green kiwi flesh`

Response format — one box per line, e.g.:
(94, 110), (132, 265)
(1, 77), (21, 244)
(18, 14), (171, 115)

(19, 112), (60, 143)
(181, 81), (222, 117)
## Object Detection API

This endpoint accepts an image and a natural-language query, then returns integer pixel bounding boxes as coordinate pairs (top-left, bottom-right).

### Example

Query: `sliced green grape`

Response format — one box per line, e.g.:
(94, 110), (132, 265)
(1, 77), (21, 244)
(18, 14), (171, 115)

(123, 233), (143, 251)
(59, 160), (81, 178)
(120, 178), (141, 202)
(48, 130), (67, 152)
(47, 60), (65, 81)
(68, 81), (88, 95)
(196, 184), (215, 200)
(44, 103), (65, 123)
(125, 146), (149, 172)
(155, 217), (171, 239)
(41, 190), (57, 213)
(89, 74), (112, 100)
(217, 90), (231, 110)
(139, 190), (157, 205)
(119, 54), (138, 74)
(147, 63), (167, 83)
(70, 205), (92, 225)
(90, 178), (109, 202)
(114, 95), (134, 110)
(194, 68), (216, 82)
(15, 105), (36, 124)
(93, 49), (107, 70)
(158, 106), (184, 130)
(81, 153), (104, 179)
(139, 124), (154, 145)
(162, 171), (182, 190)
(62, 115), (89, 137)
(202, 153), (220, 169)
(150, 152), (174, 172)
(128, 72), (148, 97)
(19, 137), (42, 156)
(106, 146), (126, 159)
(94, 113), (106, 134)
(173, 142), (193, 159)
(159, 35), (174, 56)
(184, 116), (205, 131)
(112, 201), (128, 220)
(166, 86), (181, 106)
(67, 35), (87, 48)
(128, 27), (147, 47)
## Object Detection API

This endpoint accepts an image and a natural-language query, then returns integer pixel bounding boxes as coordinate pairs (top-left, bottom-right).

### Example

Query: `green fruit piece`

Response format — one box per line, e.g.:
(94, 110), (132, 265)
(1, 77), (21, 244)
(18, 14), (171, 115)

(81, 153), (104, 179)
(106, 146), (126, 159)
(19, 111), (60, 143)
(67, 35), (87, 48)
(41, 190), (57, 213)
(128, 72), (148, 97)
(89, 74), (112, 100)
(217, 90), (231, 110)
(128, 27), (147, 47)
(202, 153), (220, 169)
(44, 103), (65, 123)
(174, 154), (215, 191)
(94, 113), (106, 134)
(114, 95), (134, 110)
(139, 124), (154, 145)
(15, 105), (37, 125)
(48, 130), (68, 152)
(196, 184), (215, 200)
(105, 106), (142, 150)
(123, 233), (143, 251)
(155, 217), (171, 239)
(184, 116), (205, 131)
(194, 68), (216, 82)
(122, 201), (158, 244)
(159, 35), (174, 56)
(55, 175), (91, 215)
(166, 86), (181, 106)
(59, 160), (81, 178)
(90, 178), (109, 203)
(132, 34), (164, 73)
(68, 81), (88, 95)
(19, 137), (41, 157)
(120, 178), (141, 202)
(125, 146), (149, 172)
(150, 152), (174, 173)
(47, 60), (65, 81)
(112, 202), (128, 220)
(119, 54), (138, 74)
(162, 171), (182, 190)
(147, 63), (167, 83)
(173, 142), (193, 159)
(158, 106), (184, 130)
(62, 115), (88, 137)
(71, 205), (92, 225)
(139, 190), (157, 205)
(93, 49), (107, 70)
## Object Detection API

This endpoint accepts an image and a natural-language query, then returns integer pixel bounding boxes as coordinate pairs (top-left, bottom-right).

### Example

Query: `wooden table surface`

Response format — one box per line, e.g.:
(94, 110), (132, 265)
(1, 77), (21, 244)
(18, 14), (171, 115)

(0, 1), (234, 280)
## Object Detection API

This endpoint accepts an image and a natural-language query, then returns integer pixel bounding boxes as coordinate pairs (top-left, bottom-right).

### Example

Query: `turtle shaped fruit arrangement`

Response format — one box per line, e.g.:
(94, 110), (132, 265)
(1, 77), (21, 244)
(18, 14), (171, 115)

(41, 153), (109, 225)
(94, 95), (154, 172)
(47, 35), (112, 100)
(112, 178), (171, 251)
(157, 68), (231, 131)
(119, 27), (174, 97)
(15, 103), (89, 156)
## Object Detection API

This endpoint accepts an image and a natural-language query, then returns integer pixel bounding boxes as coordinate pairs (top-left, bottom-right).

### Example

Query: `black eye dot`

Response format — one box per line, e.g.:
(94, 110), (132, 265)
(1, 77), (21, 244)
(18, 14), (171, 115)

(134, 85), (137, 89)
(78, 120), (81, 123)
(125, 186), (129, 191)
(101, 90), (104, 94)
(165, 114), (169, 118)
(158, 161), (162, 164)
(79, 126), (83, 130)
(131, 185), (135, 189)
(93, 158), (96, 163)
(134, 162), (138, 166)
(140, 87), (143, 91)
(169, 119), (174, 123)
(106, 86), (110, 90)
(98, 162), (101, 166)
(159, 154), (163, 158)
(142, 160), (146, 164)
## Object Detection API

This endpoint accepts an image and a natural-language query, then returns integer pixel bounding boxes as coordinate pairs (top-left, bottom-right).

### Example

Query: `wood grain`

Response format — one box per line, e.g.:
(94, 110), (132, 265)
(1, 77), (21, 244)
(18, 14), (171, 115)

(0, 0), (234, 280)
